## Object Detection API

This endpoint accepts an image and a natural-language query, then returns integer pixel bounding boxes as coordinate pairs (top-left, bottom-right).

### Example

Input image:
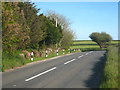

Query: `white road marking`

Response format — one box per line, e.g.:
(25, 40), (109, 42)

(64, 59), (76, 65)
(89, 51), (93, 53)
(85, 53), (89, 55)
(78, 55), (84, 58)
(25, 67), (57, 82)
(13, 85), (16, 87)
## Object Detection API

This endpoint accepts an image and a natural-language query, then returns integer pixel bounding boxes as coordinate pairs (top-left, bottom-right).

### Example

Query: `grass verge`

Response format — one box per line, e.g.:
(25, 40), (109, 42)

(100, 46), (119, 88)
(2, 51), (26, 72)
(2, 50), (79, 72)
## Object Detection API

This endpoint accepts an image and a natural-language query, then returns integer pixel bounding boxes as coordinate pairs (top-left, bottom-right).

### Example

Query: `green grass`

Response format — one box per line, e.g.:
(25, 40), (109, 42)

(2, 40), (119, 72)
(110, 40), (119, 44)
(70, 40), (99, 51)
(73, 40), (119, 44)
(100, 46), (119, 88)
(73, 40), (97, 44)
(2, 51), (26, 71)
(70, 40), (119, 50)
(25, 50), (78, 63)
(70, 45), (99, 49)
(2, 49), (79, 72)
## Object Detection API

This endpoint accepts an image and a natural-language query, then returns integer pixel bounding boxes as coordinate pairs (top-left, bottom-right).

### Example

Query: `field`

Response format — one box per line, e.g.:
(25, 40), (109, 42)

(70, 40), (119, 49)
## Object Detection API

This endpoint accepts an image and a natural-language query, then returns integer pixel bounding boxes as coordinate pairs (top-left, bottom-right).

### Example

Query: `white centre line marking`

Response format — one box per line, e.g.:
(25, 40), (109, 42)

(89, 51), (93, 53)
(85, 53), (89, 55)
(78, 55), (84, 58)
(13, 85), (16, 87)
(25, 67), (57, 82)
(64, 59), (76, 65)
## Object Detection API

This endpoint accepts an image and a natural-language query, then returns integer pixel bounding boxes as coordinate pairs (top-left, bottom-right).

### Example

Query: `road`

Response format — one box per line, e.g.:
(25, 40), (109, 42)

(2, 51), (106, 88)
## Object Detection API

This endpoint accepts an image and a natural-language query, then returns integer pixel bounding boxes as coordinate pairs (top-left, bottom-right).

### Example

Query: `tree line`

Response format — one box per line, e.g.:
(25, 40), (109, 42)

(2, 2), (74, 52)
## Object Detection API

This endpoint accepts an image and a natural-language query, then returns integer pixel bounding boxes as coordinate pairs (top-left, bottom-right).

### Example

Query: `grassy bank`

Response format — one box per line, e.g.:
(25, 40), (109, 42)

(2, 49), (79, 72)
(2, 51), (26, 71)
(100, 46), (119, 88)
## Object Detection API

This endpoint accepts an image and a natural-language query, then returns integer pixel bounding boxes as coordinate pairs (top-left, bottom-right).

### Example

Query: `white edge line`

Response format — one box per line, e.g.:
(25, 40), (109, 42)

(85, 53), (89, 55)
(89, 51), (93, 53)
(25, 67), (57, 82)
(64, 59), (76, 65)
(78, 55), (84, 58)
(13, 85), (16, 86)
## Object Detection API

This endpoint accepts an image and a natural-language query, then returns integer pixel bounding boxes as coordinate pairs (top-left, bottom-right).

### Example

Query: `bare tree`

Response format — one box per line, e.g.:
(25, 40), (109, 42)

(46, 10), (75, 48)
(46, 10), (71, 30)
(60, 28), (75, 48)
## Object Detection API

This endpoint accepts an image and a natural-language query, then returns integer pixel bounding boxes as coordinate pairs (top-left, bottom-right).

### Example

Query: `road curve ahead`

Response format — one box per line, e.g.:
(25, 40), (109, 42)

(2, 51), (106, 88)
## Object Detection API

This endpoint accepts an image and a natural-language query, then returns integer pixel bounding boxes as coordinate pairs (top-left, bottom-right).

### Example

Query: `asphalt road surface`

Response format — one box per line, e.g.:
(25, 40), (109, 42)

(2, 51), (106, 88)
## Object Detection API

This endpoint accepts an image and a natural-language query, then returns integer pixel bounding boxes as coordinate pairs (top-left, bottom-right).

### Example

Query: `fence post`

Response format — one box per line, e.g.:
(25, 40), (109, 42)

(45, 50), (48, 57)
(68, 49), (70, 53)
(63, 49), (65, 54)
(56, 49), (58, 56)
(30, 52), (34, 61)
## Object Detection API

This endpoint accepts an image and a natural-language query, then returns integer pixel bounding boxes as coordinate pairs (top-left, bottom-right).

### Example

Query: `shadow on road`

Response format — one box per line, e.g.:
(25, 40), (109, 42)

(84, 54), (106, 88)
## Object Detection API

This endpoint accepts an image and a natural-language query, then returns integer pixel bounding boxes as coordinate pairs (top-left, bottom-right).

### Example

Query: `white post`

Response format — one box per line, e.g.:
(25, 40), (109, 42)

(56, 49), (58, 55)
(31, 58), (33, 61)
(68, 49), (70, 53)
(31, 52), (34, 61)
(63, 49), (65, 54)
(45, 50), (48, 57)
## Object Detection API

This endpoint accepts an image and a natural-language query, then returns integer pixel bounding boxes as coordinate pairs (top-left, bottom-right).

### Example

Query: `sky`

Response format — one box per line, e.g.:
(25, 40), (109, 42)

(34, 2), (118, 40)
